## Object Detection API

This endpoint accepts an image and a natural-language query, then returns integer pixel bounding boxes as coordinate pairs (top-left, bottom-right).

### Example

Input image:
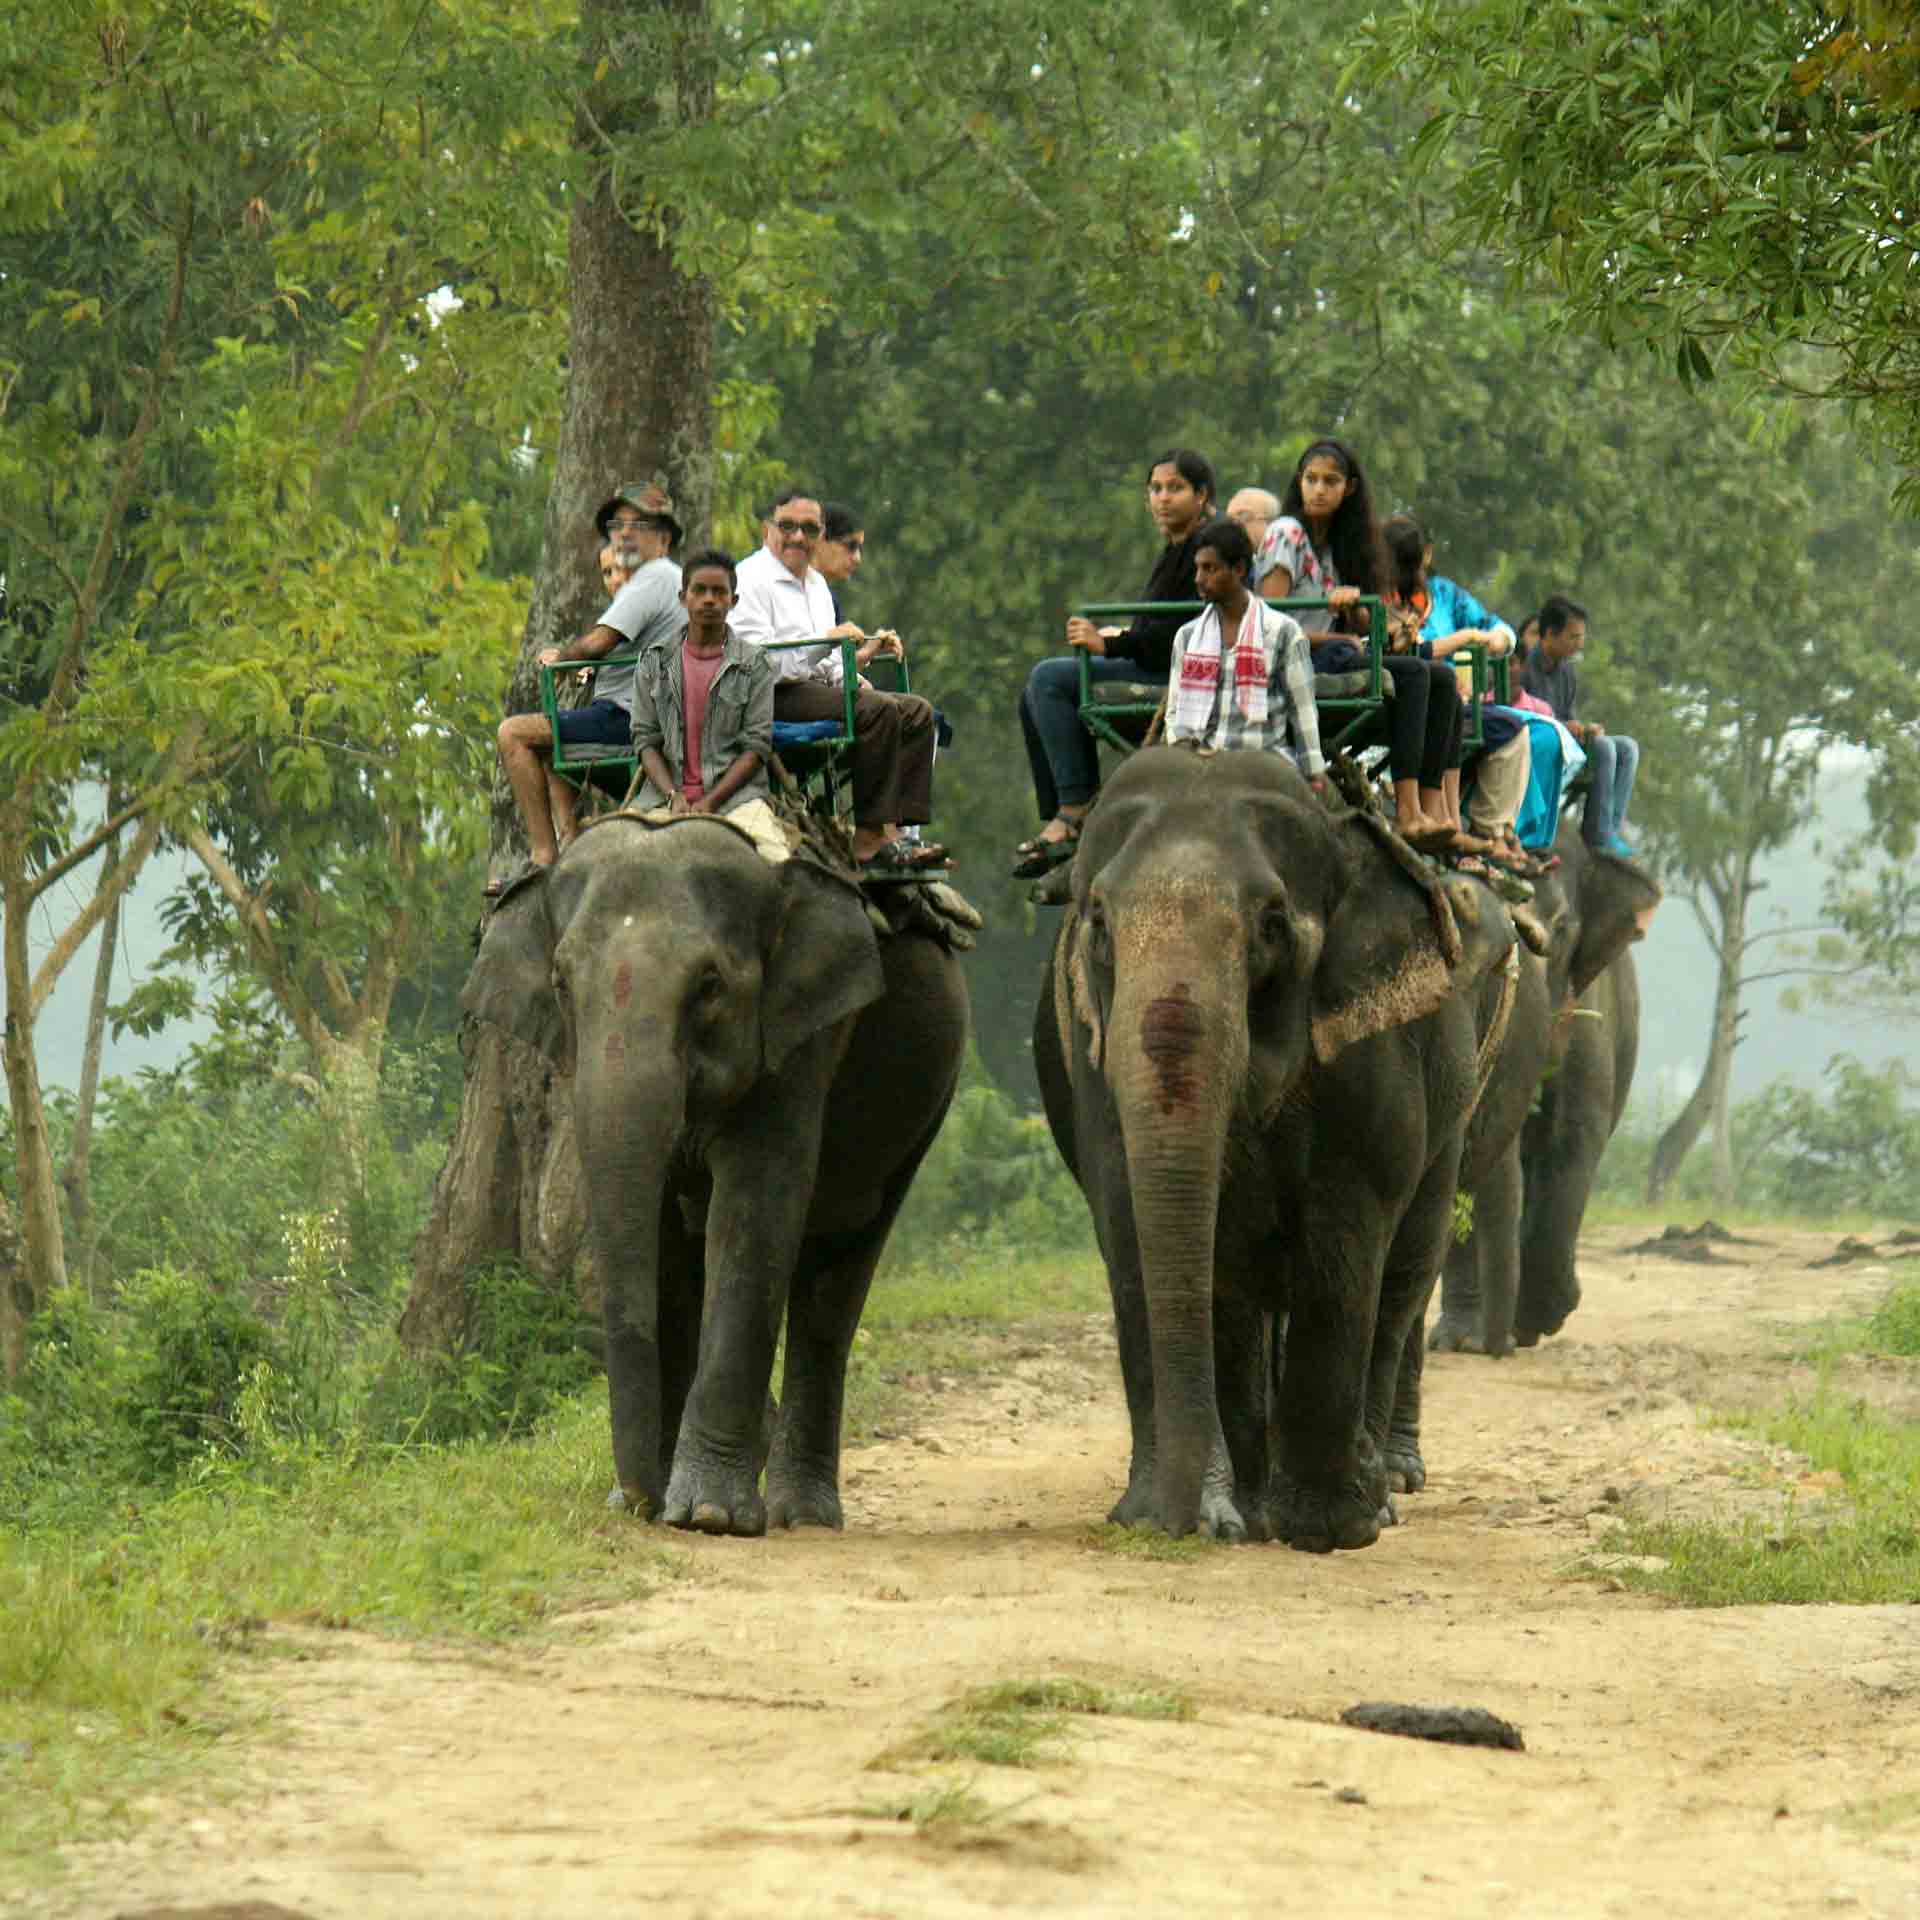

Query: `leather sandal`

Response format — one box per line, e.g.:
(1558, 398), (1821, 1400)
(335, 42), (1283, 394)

(1010, 823), (1081, 880)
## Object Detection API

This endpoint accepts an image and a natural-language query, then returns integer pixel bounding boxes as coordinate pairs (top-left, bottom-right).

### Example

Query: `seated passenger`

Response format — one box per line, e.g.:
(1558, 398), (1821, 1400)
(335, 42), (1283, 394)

(494, 483), (685, 887)
(1257, 440), (1473, 852)
(1378, 512), (1538, 879)
(1224, 485), (1280, 555)
(1518, 594), (1639, 854)
(1166, 517), (1325, 785)
(732, 488), (945, 872)
(628, 548), (787, 860)
(1012, 447), (1216, 877)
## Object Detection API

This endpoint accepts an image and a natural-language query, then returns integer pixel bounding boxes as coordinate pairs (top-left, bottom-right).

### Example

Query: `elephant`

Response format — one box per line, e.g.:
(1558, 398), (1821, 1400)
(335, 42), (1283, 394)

(1033, 746), (1525, 1549)
(1430, 825), (1660, 1357)
(462, 812), (970, 1535)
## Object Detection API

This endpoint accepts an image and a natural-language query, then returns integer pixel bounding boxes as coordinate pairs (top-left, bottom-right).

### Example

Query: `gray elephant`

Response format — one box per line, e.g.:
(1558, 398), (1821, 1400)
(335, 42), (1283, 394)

(463, 813), (970, 1534)
(1034, 748), (1523, 1549)
(1430, 826), (1660, 1356)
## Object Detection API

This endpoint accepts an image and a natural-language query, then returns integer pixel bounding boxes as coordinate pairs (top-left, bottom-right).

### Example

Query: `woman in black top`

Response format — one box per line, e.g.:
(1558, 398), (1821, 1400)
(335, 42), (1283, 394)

(1012, 448), (1215, 876)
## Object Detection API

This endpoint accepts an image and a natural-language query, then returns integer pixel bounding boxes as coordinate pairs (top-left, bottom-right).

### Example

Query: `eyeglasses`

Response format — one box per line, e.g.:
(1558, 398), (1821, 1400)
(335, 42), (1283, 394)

(605, 515), (662, 534)
(774, 517), (823, 539)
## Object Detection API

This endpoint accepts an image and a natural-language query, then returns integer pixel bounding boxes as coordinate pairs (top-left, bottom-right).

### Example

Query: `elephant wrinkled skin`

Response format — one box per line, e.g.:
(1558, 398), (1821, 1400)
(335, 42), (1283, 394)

(462, 815), (968, 1535)
(1430, 826), (1660, 1359)
(1034, 749), (1522, 1550)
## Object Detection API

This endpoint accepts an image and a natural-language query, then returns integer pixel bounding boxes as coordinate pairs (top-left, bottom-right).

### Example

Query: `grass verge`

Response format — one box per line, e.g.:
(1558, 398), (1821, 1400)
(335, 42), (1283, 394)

(841, 1248), (1107, 1444)
(877, 1675), (1195, 1772)
(0, 1384), (681, 1884)
(1599, 1378), (1920, 1606)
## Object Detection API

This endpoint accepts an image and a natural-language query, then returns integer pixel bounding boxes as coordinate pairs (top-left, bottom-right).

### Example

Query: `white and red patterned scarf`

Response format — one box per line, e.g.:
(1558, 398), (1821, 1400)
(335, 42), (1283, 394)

(1170, 598), (1268, 740)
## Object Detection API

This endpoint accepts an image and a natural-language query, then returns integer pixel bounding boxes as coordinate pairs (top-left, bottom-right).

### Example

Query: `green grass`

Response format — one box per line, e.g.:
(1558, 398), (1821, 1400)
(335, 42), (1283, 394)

(841, 1249), (1107, 1443)
(1599, 1381), (1920, 1606)
(0, 1385), (682, 1879)
(1865, 1281), (1920, 1357)
(1079, 1522), (1219, 1562)
(879, 1676), (1195, 1771)
(0, 1247), (1112, 1882)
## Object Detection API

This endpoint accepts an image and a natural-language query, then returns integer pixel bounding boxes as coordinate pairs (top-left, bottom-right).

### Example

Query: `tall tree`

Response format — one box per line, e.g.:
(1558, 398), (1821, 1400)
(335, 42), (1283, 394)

(1366, 0), (1920, 487)
(0, 0), (568, 1370)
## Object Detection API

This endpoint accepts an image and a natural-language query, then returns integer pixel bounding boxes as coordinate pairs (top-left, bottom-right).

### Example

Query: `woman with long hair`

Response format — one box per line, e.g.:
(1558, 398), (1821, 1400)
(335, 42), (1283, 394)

(1257, 440), (1473, 849)
(1012, 447), (1216, 876)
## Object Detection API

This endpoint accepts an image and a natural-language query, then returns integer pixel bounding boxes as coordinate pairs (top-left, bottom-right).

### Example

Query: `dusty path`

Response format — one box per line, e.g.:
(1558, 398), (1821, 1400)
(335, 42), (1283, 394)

(47, 1229), (1920, 1919)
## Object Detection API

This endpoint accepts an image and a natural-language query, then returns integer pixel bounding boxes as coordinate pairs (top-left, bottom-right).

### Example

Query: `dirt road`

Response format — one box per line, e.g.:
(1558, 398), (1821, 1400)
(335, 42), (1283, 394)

(47, 1229), (1920, 1919)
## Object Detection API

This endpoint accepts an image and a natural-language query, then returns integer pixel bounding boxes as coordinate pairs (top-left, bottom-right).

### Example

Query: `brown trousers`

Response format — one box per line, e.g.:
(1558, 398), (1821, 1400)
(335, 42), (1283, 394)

(774, 680), (936, 826)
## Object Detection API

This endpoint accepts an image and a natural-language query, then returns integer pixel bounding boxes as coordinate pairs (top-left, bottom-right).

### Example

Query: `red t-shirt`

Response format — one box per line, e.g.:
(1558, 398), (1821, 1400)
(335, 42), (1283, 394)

(680, 641), (727, 803)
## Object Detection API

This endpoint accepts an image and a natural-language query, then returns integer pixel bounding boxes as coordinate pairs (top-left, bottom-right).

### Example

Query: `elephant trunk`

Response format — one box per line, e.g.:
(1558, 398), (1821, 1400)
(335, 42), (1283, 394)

(574, 1048), (686, 1514)
(1107, 926), (1247, 1534)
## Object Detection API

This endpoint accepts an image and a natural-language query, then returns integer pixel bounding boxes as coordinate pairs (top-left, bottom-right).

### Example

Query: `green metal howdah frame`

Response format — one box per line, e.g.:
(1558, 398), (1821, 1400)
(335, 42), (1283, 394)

(541, 637), (908, 819)
(1073, 596), (1511, 758)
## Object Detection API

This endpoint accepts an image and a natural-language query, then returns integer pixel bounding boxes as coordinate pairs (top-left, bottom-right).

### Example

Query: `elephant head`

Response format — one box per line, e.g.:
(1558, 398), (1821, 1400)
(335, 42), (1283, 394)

(1534, 827), (1662, 1015)
(1061, 747), (1519, 1534)
(460, 815), (886, 1513)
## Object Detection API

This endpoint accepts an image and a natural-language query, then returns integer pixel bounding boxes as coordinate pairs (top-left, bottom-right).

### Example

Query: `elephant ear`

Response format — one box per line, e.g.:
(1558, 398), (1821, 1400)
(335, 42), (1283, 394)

(1569, 852), (1662, 999)
(1050, 904), (1105, 1072)
(460, 875), (572, 1070)
(761, 861), (888, 1075)
(1309, 818), (1514, 1066)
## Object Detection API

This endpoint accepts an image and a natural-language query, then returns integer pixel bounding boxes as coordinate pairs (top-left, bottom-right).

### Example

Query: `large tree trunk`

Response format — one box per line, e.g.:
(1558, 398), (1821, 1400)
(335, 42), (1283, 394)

(405, 0), (715, 1348)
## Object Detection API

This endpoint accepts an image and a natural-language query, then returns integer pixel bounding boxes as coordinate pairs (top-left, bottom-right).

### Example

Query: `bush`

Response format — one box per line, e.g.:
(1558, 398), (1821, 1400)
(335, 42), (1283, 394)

(888, 1069), (1092, 1261)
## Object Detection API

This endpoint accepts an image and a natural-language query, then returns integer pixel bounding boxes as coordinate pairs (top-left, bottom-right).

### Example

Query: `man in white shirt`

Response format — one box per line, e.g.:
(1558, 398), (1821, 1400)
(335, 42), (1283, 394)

(732, 489), (942, 869)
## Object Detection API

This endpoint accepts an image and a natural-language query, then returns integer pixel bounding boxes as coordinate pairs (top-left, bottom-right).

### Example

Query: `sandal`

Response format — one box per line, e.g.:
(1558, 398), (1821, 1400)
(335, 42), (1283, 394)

(1449, 850), (1534, 904)
(1010, 823), (1081, 880)
(483, 858), (549, 901)
(860, 839), (953, 874)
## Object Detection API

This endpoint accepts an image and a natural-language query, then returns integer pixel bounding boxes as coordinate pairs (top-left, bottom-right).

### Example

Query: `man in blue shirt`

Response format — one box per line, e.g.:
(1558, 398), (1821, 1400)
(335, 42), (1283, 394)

(1518, 595), (1640, 854)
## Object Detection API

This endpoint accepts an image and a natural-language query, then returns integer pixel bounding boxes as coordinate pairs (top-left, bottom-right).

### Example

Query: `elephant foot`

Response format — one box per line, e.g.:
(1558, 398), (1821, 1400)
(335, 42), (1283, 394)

(606, 1479), (663, 1520)
(1428, 1313), (1488, 1355)
(1273, 1469), (1386, 1554)
(1384, 1438), (1426, 1495)
(1104, 1469), (1247, 1541)
(765, 1468), (844, 1532)
(663, 1449), (767, 1537)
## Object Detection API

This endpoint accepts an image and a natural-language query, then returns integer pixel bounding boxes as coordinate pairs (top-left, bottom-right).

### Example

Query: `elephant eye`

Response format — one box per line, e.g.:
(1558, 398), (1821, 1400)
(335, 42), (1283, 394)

(694, 965), (726, 1002)
(1259, 907), (1291, 949)
(1084, 905), (1112, 964)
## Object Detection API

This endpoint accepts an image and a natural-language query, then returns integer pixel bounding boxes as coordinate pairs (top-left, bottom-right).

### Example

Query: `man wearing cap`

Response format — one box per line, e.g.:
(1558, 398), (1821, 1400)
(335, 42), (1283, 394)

(732, 487), (943, 869)
(494, 481), (687, 881)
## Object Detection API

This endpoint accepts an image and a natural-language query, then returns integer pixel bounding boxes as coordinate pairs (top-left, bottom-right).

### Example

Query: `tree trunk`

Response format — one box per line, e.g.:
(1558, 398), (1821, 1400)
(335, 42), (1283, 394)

(2, 872), (68, 1380)
(404, 0), (714, 1351)
(61, 830), (123, 1297)
(1647, 875), (1748, 1205)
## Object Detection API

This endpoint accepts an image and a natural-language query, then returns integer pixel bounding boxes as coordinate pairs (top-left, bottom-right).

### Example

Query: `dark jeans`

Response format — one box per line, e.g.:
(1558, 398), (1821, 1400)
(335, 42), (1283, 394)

(1019, 653), (1167, 818)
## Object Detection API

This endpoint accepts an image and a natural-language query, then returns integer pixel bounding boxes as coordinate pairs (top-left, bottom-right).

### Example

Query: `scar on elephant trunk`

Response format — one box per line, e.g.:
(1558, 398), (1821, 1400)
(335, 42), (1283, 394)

(1139, 985), (1207, 1115)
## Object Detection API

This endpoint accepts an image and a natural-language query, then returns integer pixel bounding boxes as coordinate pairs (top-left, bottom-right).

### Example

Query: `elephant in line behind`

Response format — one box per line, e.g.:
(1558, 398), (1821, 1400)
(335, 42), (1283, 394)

(1431, 826), (1660, 1358)
(1035, 747), (1523, 1549)
(464, 813), (969, 1534)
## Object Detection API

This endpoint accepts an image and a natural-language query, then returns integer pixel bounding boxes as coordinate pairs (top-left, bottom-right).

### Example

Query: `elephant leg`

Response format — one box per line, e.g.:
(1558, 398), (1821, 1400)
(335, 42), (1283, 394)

(1213, 1290), (1273, 1542)
(665, 1043), (838, 1537)
(1385, 1322), (1427, 1496)
(1474, 1144), (1523, 1359)
(1371, 1154), (1460, 1507)
(1429, 1217), (1486, 1353)
(1270, 1207), (1389, 1553)
(1516, 1087), (1605, 1344)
